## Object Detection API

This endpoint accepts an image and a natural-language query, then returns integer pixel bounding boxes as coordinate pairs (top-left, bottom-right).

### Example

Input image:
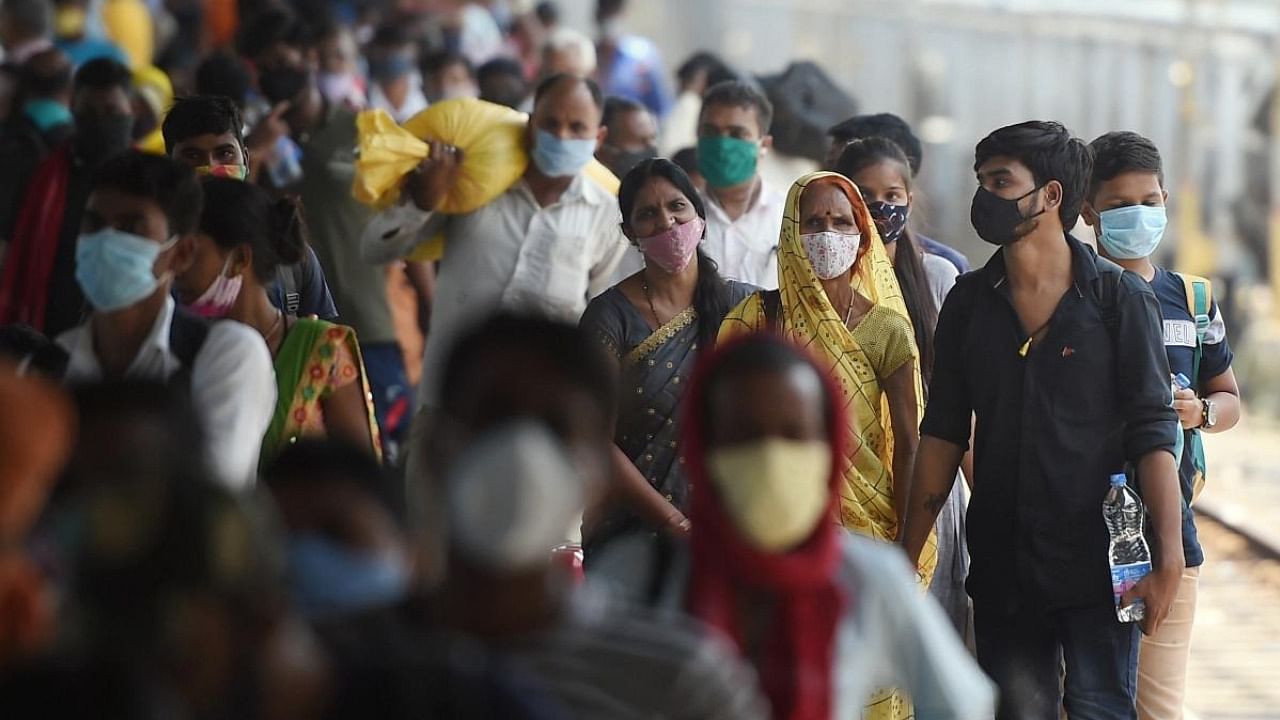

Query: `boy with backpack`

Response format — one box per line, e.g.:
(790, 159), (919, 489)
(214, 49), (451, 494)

(55, 152), (275, 490)
(901, 121), (1185, 720)
(1083, 131), (1240, 720)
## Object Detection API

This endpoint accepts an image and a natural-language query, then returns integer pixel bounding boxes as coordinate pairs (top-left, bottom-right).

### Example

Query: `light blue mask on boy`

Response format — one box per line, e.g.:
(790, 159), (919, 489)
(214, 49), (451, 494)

(23, 99), (74, 133)
(531, 129), (596, 178)
(1098, 205), (1167, 260)
(75, 228), (176, 313)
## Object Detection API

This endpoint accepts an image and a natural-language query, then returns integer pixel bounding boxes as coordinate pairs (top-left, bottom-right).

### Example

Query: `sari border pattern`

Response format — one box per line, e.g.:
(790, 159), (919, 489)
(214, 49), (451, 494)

(623, 307), (698, 366)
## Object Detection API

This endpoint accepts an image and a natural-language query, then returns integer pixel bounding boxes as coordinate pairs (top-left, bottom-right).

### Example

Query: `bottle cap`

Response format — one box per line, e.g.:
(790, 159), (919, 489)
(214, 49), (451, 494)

(1110, 473), (1128, 487)
(1173, 373), (1192, 389)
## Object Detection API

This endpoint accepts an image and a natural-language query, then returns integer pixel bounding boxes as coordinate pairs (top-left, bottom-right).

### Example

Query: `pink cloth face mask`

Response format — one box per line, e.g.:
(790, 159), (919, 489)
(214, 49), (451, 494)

(637, 216), (706, 274)
(187, 256), (243, 318)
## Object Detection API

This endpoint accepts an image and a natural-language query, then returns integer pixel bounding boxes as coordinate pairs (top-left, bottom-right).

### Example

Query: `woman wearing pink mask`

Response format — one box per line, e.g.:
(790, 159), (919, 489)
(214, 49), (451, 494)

(174, 178), (380, 466)
(579, 158), (755, 560)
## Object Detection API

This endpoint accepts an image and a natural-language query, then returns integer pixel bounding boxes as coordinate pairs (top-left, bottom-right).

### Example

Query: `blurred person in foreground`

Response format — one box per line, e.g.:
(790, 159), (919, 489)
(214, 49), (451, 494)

(264, 439), (408, 620)
(172, 178), (381, 465)
(579, 158), (754, 558)
(0, 58), (134, 336)
(596, 95), (657, 180)
(826, 112), (970, 274)
(718, 171), (926, 720)
(361, 73), (628, 413)
(5, 380), (328, 720)
(0, 366), (73, 670)
(161, 94), (340, 323)
(1083, 131), (1241, 720)
(594, 0), (673, 119)
(696, 80), (784, 290)
(902, 121), (1184, 720)
(412, 313), (768, 720)
(836, 137), (970, 637)
(55, 152), (275, 491)
(604, 331), (994, 719)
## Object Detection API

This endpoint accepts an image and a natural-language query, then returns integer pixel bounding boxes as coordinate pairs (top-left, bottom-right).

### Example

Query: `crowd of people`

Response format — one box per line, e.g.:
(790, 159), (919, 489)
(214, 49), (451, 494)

(0, 1), (1244, 719)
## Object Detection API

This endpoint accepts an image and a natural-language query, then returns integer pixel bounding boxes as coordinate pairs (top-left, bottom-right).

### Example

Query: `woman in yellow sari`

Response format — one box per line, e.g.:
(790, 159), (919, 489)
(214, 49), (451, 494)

(719, 171), (935, 720)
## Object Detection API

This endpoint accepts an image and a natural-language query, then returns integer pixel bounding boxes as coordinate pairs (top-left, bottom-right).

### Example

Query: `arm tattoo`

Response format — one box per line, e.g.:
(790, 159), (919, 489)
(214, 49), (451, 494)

(923, 492), (948, 516)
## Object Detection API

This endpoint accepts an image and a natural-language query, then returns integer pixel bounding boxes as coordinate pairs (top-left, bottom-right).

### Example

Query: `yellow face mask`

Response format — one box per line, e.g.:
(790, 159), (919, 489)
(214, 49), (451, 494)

(707, 439), (833, 552)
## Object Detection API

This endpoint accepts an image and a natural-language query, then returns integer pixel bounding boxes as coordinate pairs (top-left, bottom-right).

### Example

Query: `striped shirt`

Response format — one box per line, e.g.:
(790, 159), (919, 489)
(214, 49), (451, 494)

(501, 589), (768, 720)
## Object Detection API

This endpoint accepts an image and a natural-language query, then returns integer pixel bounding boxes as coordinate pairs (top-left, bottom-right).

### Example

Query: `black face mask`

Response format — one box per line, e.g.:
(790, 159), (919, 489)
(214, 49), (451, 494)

(970, 184), (1046, 246)
(606, 146), (658, 179)
(259, 66), (309, 105)
(75, 113), (135, 164)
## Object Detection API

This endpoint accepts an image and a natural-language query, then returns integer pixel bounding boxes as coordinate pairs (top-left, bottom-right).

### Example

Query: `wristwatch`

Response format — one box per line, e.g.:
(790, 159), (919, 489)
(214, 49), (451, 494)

(1200, 398), (1218, 430)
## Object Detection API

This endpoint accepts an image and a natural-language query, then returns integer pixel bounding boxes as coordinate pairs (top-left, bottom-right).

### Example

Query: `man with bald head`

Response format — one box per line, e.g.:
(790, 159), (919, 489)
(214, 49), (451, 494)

(362, 73), (628, 409)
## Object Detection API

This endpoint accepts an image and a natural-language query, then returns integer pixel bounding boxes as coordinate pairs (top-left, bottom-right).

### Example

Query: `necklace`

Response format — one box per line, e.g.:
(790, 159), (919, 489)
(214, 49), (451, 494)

(264, 309), (285, 352)
(842, 296), (855, 327)
(642, 274), (664, 328)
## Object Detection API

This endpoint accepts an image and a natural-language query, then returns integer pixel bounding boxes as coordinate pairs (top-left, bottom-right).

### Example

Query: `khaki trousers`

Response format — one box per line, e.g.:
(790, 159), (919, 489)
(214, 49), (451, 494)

(1136, 566), (1201, 720)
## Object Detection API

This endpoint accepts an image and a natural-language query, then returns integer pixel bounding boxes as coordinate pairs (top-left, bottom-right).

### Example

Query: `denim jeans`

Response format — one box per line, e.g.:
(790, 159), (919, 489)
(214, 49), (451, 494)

(974, 599), (1140, 720)
(360, 342), (412, 463)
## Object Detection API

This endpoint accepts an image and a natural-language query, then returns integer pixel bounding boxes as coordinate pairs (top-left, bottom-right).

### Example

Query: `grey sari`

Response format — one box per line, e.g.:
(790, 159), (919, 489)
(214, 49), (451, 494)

(580, 282), (754, 552)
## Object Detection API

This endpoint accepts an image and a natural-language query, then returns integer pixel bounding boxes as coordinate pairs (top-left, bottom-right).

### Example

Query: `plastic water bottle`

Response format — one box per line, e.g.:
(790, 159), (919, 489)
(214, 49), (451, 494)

(1103, 473), (1151, 622)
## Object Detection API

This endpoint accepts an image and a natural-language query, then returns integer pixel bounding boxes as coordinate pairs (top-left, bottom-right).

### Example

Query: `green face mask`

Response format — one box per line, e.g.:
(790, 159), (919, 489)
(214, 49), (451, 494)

(698, 135), (759, 189)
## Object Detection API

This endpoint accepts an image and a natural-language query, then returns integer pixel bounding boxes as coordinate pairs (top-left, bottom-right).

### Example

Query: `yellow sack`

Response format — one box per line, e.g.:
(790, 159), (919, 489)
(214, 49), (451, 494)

(354, 99), (620, 262)
(353, 99), (529, 213)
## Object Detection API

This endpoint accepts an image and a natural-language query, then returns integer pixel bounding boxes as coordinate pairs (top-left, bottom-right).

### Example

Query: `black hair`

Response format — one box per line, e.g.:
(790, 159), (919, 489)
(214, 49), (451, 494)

(197, 178), (307, 283)
(195, 51), (252, 109)
(828, 113), (923, 176)
(532, 72), (604, 112)
(19, 50), (72, 98)
(700, 334), (834, 433)
(265, 438), (383, 490)
(618, 158), (730, 345)
(72, 57), (131, 95)
(92, 152), (204, 236)
(701, 80), (773, 135)
(421, 50), (474, 79)
(0, 324), (69, 378)
(535, 1), (560, 26)
(477, 57), (528, 110)
(597, 0), (625, 19)
(1087, 131), (1164, 202)
(236, 5), (313, 60)
(974, 120), (1093, 230)
(1, 0), (51, 39)
(672, 146), (698, 177)
(676, 52), (732, 87)
(836, 138), (938, 384)
(162, 95), (245, 154)
(601, 95), (646, 130)
(439, 312), (616, 425)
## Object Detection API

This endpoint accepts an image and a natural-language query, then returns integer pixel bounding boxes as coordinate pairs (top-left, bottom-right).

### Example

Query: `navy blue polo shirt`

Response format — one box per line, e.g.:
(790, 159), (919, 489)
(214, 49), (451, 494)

(1150, 267), (1233, 568)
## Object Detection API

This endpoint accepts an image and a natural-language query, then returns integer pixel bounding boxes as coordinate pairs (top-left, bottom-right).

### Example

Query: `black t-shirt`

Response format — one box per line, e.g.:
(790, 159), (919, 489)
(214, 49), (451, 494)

(921, 235), (1179, 612)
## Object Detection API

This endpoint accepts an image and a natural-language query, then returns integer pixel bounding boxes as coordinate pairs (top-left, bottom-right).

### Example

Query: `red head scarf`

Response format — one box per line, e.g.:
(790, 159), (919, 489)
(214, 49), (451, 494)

(682, 333), (848, 720)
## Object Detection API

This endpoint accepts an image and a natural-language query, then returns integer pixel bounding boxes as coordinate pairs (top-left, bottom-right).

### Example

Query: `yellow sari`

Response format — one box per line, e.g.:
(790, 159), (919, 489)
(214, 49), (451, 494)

(719, 171), (936, 720)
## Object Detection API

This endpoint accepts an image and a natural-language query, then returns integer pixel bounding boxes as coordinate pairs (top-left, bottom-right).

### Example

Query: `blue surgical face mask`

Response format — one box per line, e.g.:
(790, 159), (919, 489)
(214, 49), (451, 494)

(23, 98), (74, 133)
(75, 228), (176, 312)
(531, 128), (597, 178)
(1098, 204), (1167, 260)
(286, 534), (409, 619)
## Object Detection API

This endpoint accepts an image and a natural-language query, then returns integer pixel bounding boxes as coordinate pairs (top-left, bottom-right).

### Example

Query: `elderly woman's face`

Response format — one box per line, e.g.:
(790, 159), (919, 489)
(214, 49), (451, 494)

(799, 183), (858, 235)
(625, 176), (698, 240)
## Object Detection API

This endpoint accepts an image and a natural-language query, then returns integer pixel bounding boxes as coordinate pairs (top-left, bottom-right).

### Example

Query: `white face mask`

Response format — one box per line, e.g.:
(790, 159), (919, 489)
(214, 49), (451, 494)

(446, 421), (584, 572)
(707, 438), (833, 552)
(800, 230), (861, 280)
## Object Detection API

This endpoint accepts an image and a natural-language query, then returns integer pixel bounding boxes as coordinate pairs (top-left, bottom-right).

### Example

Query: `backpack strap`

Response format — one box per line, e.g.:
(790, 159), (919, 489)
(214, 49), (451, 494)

(761, 289), (783, 333)
(1092, 253), (1125, 339)
(278, 265), (302, 315)
(1173, 272), (1212, 386)
(167, 308), (212, 386)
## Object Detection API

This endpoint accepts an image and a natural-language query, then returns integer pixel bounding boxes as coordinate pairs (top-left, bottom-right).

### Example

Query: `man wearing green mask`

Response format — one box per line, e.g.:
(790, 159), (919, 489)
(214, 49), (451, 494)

(697, 80), (783, 290)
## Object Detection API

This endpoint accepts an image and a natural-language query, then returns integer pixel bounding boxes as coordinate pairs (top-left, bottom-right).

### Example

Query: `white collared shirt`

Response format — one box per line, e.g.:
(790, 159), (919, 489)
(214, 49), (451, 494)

(700, 179), (785, 290)
(57, 296), (276, 491)
(362, 174), (629, 406)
